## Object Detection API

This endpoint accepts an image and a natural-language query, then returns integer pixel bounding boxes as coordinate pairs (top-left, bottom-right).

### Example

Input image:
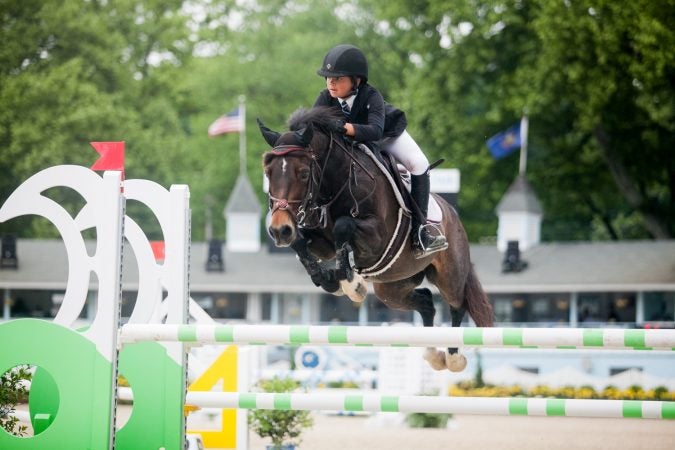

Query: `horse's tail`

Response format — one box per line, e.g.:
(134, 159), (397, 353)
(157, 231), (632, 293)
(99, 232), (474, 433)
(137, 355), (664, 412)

(464, 265), (494, 327)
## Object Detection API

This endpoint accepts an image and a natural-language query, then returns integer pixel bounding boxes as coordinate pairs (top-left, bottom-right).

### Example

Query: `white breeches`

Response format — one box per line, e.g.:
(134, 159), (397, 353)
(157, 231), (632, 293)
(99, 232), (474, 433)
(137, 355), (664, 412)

(385, 130), (429, 176)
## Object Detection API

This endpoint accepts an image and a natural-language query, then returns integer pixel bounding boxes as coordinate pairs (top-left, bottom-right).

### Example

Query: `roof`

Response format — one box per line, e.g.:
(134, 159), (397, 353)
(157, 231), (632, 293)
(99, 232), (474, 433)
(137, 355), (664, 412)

(1, 239), (674, 294)
(495, 175), (543, 215)
(224, 174), (262, 215)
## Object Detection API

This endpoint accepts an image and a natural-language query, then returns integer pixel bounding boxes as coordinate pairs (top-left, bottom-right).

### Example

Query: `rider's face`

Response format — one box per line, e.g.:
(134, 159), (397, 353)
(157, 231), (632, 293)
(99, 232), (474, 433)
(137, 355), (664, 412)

(325, 76), (355, 98)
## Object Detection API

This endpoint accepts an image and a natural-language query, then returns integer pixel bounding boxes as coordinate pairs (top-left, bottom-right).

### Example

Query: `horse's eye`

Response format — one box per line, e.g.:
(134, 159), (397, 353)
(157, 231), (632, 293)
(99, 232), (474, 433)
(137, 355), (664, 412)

(299, 169), (310, 181)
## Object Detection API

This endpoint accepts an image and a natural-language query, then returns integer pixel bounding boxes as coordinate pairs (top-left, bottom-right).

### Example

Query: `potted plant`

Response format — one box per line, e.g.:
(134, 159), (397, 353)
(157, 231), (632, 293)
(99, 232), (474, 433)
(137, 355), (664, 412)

(249, 377), (314, 450)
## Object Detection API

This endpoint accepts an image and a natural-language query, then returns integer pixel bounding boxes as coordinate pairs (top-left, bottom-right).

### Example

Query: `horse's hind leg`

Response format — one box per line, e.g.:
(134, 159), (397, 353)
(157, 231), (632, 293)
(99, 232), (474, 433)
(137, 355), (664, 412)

(373, 283), (447, 371)
(445, 306), (468, 372)
(414, 288), (452, 371)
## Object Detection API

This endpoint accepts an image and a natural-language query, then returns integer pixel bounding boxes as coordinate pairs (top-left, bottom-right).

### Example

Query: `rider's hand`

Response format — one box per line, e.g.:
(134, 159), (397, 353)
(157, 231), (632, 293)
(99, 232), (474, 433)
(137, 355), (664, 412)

(328, 118), (347, 134)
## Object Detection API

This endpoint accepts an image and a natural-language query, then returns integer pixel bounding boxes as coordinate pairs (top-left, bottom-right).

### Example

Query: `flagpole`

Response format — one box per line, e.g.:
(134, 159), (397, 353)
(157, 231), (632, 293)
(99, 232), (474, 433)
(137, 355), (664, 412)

(519, 114), (529, 175)
(239, 95), (246, 176)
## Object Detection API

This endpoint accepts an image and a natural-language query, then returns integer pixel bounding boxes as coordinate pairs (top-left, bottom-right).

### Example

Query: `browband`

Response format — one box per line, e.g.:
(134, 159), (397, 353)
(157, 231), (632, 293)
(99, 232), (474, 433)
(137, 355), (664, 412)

(271, 145), (307, 156)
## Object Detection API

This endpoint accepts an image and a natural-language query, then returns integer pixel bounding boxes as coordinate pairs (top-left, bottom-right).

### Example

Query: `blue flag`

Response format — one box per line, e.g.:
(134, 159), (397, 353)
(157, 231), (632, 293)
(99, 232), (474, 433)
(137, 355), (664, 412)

(487, 123), (521, 159)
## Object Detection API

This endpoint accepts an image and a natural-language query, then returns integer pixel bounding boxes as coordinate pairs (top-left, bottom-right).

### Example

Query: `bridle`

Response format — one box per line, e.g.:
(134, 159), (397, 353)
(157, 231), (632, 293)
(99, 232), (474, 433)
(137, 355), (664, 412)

(267, 144), (308, 215)
(266, 132), (376, 229)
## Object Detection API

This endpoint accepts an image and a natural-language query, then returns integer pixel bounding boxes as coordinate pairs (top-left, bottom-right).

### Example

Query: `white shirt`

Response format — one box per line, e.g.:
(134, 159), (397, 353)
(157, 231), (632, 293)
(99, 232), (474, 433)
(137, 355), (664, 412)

(337, 94), (356, 110)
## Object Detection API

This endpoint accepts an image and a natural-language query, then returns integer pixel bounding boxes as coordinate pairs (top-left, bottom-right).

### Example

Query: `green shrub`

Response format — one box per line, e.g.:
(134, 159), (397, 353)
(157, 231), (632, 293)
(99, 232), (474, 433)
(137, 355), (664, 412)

(1, 365), (32, 436)
(406, 412), (450, 428)
(248, 377), (313, 448)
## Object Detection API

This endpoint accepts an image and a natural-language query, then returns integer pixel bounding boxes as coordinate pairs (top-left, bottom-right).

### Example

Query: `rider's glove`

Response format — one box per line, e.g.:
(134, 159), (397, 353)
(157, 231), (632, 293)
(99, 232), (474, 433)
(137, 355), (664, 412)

(328, 118), (347, 134)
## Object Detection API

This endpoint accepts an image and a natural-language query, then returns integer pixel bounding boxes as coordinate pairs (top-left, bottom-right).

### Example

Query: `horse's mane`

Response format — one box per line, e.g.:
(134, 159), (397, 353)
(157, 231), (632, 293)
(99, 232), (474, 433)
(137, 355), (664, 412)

(287, 106), (343, 132)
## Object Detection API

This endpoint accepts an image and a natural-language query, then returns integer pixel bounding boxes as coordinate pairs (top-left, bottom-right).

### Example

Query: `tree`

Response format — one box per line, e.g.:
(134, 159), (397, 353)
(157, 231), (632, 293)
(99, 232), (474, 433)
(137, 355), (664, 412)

(0, 0), (194, 238)
(357, 0), (674, 241)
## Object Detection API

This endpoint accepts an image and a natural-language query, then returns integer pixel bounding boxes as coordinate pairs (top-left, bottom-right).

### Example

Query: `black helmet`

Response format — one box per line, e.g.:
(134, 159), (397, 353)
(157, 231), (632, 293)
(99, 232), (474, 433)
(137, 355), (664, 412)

(317, 44), (368, 82)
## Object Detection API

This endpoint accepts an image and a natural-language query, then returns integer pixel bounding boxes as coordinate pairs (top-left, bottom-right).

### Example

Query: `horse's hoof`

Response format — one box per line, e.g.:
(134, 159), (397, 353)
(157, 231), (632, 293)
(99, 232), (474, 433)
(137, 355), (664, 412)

(423, 348), (447, 371)
(446, 353), (467, 372)
(340, 274), (367, 303)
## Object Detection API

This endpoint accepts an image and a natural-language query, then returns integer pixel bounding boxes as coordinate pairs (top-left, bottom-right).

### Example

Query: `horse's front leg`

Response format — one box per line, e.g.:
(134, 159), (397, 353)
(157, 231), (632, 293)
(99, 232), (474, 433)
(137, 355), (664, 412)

(332, 216), (368, 303)
(291, 235), (342, 295)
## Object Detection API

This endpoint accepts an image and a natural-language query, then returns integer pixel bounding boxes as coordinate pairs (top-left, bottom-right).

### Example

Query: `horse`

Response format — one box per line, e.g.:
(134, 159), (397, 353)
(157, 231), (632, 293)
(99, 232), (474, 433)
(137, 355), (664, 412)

(259, 106), (493, 372)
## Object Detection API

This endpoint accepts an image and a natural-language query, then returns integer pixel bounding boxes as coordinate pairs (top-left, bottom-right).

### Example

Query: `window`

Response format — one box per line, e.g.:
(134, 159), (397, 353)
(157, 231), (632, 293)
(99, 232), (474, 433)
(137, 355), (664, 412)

(319, 294), (360, 323)
(578, 292), (636, 324)
(492, 296), (513, 323)
(529, 293), (569, 324)
(489, 293), (570, 324)
(644, 292), (675, 322)
(260, 293), (309, 324)
(366, 295), (413, 324)
(194, 292), (247, 319)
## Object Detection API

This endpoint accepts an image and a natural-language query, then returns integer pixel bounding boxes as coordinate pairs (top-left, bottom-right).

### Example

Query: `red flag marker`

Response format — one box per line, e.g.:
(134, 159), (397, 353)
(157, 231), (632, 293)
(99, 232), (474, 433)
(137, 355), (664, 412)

(90, 141), (125, 178)
(150, 241), (165, 262)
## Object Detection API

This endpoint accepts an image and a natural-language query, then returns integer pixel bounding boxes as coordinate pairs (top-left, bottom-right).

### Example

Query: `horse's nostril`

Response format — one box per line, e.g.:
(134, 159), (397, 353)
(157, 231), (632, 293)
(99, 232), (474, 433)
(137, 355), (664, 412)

(280, 225), (293, 239)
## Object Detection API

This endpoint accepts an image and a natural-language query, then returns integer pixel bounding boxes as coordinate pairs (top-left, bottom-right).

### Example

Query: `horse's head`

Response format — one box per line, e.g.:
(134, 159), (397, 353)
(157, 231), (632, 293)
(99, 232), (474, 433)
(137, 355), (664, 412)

(259, 107), (348, 246)
(261, 131), (313, 246)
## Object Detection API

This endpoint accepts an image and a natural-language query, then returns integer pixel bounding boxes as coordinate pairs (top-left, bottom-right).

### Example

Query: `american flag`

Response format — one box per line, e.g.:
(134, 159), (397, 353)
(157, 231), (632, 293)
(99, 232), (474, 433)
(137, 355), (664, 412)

(208, 107), (244, 137)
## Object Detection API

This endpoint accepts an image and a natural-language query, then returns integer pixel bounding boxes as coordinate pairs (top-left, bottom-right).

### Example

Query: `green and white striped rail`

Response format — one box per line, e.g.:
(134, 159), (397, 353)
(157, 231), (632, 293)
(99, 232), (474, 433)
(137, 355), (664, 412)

(185, 392), (675, 420)
(120, 324), (675, 351)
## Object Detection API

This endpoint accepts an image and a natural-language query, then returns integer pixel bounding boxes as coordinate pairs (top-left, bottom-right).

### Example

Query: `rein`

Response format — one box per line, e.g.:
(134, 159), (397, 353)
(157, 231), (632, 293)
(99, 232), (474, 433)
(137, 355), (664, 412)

(267, 132), (377, 229)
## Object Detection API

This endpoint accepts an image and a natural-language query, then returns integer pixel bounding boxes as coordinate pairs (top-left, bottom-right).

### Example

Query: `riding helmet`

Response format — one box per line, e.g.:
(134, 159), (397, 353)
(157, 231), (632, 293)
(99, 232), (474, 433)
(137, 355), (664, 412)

(317, 44), (368, 82)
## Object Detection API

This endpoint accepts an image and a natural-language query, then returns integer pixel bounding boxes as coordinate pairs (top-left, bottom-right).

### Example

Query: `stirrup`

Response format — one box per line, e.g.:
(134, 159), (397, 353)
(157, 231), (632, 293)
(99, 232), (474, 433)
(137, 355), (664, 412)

(413, 223), (448, 259)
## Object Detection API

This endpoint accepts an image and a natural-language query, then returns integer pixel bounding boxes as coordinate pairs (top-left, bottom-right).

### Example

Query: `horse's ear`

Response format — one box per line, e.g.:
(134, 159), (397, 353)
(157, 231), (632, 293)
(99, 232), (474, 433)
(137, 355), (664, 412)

(294, 124), (313, 147)
(257, 118), (281, 147)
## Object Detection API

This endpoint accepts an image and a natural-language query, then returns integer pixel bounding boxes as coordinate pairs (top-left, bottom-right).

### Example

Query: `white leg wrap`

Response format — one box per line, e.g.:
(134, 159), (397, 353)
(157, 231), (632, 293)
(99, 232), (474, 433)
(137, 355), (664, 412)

(446, 352), (468, 372)
(423, 347), (447, 371)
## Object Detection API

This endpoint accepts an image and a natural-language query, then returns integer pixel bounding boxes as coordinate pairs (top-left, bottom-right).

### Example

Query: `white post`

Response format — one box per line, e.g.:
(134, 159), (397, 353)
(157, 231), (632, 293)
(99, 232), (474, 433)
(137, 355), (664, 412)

(239, 95), (247, 176)
(518, 115), (529, 175)
(569, 292), (578, 327)
(636, 291), (645, 325)
(3, 289), (10, 321)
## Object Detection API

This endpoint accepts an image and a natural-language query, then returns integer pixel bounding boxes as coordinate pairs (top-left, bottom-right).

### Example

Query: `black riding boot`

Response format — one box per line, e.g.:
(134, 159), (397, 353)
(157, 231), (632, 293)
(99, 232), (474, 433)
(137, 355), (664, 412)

(410, 172), (448, 259)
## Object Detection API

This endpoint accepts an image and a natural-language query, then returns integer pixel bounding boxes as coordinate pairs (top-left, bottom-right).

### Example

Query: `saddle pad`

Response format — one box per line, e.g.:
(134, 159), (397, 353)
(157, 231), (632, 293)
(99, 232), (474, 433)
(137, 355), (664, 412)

(398, 164), (442, 223)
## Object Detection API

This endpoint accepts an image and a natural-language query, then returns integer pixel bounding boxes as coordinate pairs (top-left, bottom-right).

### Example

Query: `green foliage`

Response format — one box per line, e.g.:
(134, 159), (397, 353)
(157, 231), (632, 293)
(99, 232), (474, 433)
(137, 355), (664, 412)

(406, 411), (451, 428)
(248, 377), (313, 447)
(405, 389), (452, 428)
(0, 365), (32, 437)
(2, 0), (673, 242)
(358, 0), (674, 241)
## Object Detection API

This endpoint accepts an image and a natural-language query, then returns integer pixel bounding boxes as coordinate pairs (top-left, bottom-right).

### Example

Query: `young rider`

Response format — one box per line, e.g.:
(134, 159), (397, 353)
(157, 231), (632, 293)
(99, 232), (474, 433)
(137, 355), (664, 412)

(313, 44), (448, 258)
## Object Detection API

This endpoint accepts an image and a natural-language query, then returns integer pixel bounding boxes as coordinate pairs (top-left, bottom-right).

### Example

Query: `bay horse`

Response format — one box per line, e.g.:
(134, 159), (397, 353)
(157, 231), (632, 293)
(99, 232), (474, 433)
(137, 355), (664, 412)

(259, 107), (493, 372)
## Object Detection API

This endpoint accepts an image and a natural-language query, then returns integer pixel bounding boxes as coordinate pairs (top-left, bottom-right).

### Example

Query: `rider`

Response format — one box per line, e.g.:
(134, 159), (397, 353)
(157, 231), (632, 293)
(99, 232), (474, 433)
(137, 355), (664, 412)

(313, 44), (448, 258)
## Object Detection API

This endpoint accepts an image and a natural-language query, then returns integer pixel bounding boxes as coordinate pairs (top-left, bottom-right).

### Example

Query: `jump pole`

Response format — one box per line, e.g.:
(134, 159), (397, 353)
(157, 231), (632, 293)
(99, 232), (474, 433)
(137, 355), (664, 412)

(185, 392), (675, 420)
(120, 324), (675, 351)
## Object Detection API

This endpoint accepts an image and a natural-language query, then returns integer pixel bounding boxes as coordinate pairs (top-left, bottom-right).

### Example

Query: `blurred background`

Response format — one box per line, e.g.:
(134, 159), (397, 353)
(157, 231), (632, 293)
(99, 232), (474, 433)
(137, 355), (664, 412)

(1, 0), (672, 244)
